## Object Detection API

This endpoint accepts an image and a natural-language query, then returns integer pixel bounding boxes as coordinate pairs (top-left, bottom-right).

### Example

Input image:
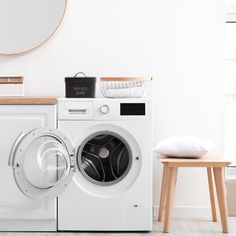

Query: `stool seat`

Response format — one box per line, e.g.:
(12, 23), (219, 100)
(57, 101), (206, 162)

(157, 156), (232, 233)
(159, 156), (231, 167)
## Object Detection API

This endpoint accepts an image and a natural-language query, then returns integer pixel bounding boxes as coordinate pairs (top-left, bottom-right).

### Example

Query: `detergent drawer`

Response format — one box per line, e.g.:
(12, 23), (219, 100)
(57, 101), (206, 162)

(58, 100), (93, 120)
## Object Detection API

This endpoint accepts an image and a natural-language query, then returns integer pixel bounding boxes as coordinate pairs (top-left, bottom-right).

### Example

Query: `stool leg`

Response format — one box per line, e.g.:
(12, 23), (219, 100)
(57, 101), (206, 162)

(163, 167), (178, 233)
(213, 167), (229, 233)
(158, 164), (169, 221)
(207, 167), (218, 222)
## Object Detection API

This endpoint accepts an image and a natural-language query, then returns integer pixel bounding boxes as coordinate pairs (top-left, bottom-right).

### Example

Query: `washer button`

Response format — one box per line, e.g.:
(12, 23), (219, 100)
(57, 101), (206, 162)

(100, 105), (110, 114)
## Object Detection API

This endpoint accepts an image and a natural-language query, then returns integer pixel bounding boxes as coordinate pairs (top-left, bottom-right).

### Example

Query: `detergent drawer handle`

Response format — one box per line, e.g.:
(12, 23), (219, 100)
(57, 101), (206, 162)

(68, 109), (88, 115)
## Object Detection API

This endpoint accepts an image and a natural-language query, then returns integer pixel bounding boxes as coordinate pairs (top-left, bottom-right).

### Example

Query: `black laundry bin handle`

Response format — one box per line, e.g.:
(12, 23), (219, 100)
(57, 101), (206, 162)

(74, 72), (87, 78)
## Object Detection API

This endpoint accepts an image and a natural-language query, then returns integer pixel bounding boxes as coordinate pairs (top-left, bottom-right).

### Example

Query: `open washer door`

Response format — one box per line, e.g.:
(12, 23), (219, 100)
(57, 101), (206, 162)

(8, 127), (75, 201)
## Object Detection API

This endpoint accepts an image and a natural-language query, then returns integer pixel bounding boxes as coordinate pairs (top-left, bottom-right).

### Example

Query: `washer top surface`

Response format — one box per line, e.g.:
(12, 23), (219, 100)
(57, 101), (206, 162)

(58, 97), (151, 102)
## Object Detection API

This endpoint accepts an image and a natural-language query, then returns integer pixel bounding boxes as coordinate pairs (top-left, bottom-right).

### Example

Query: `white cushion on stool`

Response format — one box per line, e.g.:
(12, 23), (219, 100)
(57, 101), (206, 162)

(153, 135), (215, 158)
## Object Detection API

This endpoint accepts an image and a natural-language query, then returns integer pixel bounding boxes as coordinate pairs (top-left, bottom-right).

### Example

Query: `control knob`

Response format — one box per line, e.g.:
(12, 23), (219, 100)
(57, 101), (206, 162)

(100, 105), (110, 114)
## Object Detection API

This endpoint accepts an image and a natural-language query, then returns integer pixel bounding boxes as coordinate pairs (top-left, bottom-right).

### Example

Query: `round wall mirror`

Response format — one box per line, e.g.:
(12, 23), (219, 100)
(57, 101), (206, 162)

(0, 0), (67, 55)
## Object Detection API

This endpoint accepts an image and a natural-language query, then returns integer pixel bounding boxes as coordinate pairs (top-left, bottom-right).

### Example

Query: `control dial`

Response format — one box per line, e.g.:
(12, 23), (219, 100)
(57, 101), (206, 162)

(100, 105), (110, 114)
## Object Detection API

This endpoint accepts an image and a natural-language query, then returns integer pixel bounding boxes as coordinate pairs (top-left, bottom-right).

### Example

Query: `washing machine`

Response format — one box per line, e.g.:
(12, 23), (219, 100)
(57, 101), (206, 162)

(8, 98), (152, 231)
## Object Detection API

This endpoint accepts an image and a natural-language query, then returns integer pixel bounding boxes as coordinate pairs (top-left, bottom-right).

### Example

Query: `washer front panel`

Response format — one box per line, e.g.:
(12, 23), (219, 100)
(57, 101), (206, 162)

(11, 127), (75, 201)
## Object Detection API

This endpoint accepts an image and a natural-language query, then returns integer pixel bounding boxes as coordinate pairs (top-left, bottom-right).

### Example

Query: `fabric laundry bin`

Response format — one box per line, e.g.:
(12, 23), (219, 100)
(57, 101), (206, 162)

(225, 167), (236, 216)
(65, 72), (96, 98)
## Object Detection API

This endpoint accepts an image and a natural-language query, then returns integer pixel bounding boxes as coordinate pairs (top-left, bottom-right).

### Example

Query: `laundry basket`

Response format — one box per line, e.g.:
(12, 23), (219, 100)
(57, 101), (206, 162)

(100, 77), (152, 98)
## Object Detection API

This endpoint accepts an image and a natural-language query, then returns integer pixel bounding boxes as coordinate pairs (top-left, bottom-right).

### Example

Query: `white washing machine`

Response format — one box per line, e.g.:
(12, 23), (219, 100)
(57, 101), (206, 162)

(8, 98), (152, 231)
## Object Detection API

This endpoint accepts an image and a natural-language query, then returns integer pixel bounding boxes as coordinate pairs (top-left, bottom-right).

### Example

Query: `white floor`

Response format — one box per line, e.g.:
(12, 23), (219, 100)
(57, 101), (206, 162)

(0, 217), (236, 236)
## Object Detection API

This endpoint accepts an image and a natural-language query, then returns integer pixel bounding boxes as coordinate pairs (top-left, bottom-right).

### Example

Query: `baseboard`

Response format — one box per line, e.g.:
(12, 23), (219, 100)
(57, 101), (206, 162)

(152, 205), (211, 221)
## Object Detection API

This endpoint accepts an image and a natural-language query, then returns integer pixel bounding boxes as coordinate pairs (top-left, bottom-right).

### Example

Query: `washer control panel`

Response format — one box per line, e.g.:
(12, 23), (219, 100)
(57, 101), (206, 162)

(58, 98), (151, 120)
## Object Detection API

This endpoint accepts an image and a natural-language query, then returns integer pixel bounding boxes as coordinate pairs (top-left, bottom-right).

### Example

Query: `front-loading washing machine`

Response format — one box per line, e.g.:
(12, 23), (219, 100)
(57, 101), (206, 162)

(8, 98), (152, 231)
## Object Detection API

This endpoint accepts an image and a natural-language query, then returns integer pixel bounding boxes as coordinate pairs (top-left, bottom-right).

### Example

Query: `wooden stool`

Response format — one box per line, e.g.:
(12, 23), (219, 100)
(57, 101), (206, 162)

(157, 156), (232, 233)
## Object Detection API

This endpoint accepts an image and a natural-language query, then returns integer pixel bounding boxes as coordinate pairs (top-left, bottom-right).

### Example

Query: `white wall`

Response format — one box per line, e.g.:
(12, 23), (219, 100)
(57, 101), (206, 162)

(0, 0), (225, 216)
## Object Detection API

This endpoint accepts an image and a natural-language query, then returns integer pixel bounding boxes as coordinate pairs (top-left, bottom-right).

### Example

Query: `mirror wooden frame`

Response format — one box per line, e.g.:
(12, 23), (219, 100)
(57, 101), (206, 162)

(0, 0), (67, 56)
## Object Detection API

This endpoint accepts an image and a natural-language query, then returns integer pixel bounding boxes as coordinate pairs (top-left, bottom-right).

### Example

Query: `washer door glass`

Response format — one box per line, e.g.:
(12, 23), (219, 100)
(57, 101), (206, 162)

(77, 132), (132, 185)
(23, 136), (70, 189)
(9, 128), (75, 201)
